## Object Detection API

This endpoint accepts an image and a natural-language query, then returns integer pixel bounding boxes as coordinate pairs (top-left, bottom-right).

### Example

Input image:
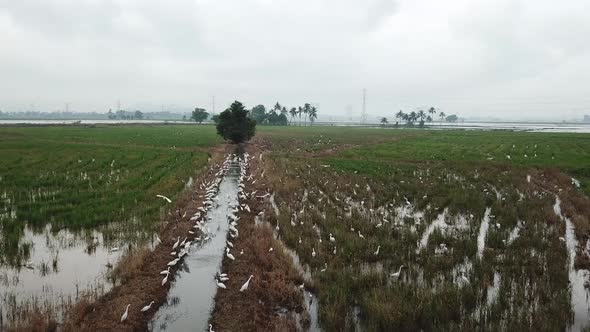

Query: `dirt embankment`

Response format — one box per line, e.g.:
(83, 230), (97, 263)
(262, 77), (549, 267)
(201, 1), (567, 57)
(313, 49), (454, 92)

(208, 139), (306, 332)
(54, 144), (232, 332)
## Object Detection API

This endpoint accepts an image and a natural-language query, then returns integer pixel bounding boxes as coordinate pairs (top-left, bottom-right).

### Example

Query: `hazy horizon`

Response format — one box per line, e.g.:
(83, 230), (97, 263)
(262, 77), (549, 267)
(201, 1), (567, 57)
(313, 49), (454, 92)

(1, 0), (589, 121)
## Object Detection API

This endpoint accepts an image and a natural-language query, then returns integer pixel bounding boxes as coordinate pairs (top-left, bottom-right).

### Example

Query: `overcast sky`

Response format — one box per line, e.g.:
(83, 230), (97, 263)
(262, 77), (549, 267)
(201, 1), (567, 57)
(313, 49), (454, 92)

(1, 0), (589, 121)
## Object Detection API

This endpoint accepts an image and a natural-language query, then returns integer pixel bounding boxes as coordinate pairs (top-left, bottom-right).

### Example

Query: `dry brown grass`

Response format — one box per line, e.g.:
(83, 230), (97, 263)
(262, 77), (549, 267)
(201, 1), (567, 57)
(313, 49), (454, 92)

(5, 311), (57, 332)
(109, 247), (151, 284)
(208, 141), (305, 332)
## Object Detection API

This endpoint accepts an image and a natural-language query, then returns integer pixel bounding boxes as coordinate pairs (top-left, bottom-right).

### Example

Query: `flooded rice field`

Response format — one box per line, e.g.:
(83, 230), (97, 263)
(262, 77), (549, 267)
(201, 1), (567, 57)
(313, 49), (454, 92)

(0, 222), (153, 327)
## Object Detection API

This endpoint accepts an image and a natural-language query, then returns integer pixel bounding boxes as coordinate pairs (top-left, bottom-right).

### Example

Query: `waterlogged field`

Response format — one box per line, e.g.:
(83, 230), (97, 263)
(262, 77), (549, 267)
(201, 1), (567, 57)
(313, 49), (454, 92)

(0, 125), (220, 328)
(256, 126), (590, 330)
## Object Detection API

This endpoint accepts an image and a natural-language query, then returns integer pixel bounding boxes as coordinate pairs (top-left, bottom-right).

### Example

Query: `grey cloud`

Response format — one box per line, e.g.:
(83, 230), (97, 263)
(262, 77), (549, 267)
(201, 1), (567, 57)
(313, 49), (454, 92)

(0, 0), (588, 120)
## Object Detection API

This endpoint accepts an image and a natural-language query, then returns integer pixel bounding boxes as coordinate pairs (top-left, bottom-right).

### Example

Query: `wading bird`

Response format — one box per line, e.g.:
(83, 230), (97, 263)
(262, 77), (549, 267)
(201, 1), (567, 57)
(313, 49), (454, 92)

(140, 301), (154, 312)
(391, 265), (404, 280)
(240, 275), (254, 292)
(209, 324), (215, 332)
(120, 304), (130, 322)
(162, 273), (169, 286)
(312, 248), (316, 258)
(172, 237), (180, 250)
(160, 267), (170, 275)
(156, 194), (172, 203)
(217, 279), (227, 289)
(374, 245), (380, 256)
(226, 248), (235, 260)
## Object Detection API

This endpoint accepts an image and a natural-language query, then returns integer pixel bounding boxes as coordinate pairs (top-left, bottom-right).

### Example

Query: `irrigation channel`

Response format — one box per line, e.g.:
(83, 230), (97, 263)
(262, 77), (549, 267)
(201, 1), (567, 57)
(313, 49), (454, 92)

(149, 153), (241, 331)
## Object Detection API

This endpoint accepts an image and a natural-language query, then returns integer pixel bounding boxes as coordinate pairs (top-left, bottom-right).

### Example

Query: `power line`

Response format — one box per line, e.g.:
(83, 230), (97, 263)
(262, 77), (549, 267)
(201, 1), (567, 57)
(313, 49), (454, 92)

(361, 88), (367, 124)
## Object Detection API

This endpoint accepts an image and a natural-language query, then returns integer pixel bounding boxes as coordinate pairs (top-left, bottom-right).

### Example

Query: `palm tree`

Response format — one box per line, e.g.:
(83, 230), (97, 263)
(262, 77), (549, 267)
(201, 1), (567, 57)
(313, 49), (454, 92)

(309, 106), (318, 125)
(428, 107), (436, 118)
(439, 111), (446, 124)
(426, 115), (433, 123)
(380, 117), (388, 126)
(297, 106), (303, 126)
(303, 103), (311, 126)
(274, 102), (281, 112)
(395, 110), (405, 124)
(409, 111), (417, 125)
(289, 107), (297, 125)
(281, 106), (288, 116)
(417, 110), (426, 126)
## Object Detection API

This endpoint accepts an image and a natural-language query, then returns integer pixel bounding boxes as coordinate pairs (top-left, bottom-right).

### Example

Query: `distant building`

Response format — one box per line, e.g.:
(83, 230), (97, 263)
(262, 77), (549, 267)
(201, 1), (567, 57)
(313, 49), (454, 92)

(585, 115), (590, 123)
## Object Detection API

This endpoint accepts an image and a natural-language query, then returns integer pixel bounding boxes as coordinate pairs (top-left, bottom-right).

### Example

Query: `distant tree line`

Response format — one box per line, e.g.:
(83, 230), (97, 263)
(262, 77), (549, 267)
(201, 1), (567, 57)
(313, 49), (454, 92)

(107, 109), (144, 120)
(380, 107), (459, 127)
(250, 102), (318, 126)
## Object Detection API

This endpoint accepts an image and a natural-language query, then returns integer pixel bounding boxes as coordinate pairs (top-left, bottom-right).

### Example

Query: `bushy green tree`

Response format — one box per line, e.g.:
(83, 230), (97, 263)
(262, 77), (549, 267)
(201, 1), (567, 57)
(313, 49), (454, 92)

(216, 101), (256, 143)
(191, 108), (209, 123)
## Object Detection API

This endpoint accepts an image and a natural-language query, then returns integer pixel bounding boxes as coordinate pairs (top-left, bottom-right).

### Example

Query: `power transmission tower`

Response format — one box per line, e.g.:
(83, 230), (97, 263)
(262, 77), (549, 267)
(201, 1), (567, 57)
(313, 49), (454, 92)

(361, 88), (367, 124)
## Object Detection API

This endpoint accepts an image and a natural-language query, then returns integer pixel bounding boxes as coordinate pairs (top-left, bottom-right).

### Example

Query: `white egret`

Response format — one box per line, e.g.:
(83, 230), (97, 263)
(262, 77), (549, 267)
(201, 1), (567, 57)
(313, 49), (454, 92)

(227, 240), (234, 248)
(209, 324), (215, 332)
(156, 194), (172, 203)
(162, 274), (169, 286)
(140, 301), (155, 312)
(329, 233), (335, 242)
(321, 263), (327, 272)
(374, 245), (380, 256)
(269, 247), (274, 252)
(333, 246), (337, 255)
(167, 258), (179, 266)
(358, 231), (365, 239)
(298, 283), (305, 290)
(172, 237), (180, 250)
(240, 249), (244, 255)
(240, 275), (254, 292)
(460, 271), (470, 285)
(226, 248), (235, 260)
(110, 247), (119, 252)
(120, 304), (130, 322)
(160, 267), (170, 275)
(312, 248), (316, 258)
(391, 265), (404, 280)
(216, 279), (226, 289)
(298, 237), (302, 244)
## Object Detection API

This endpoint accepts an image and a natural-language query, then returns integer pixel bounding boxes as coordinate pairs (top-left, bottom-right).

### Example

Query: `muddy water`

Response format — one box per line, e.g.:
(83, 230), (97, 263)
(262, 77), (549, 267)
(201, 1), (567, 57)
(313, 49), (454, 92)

(553, 197), (590, 331)
(149, 159), (240, 332)
(477, 208), (492, 259)
(0, 224), (143, 326)
(258, 206), (321, 331)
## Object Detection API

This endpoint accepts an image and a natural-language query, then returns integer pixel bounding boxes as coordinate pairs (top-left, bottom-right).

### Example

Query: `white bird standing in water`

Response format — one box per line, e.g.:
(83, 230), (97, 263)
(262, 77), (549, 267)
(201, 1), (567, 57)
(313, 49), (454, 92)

(156, 194), (172, 203)
(160, 267), (170, 275)
(329, 233), (335, 242)
(312, 247), (316, 258)
(140, 301), (155, 312)
(374, 245), (380, 256)
(240, 275), (254, 292)
(358, 231), (365, 239)
(391, 265), (404, 280)
(209, 324), (215, 332)
(162, 273), (169, 286)
(172, 237), (180, 250)
(120, 304), (130, 322)
(321, 263), (328, 272)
